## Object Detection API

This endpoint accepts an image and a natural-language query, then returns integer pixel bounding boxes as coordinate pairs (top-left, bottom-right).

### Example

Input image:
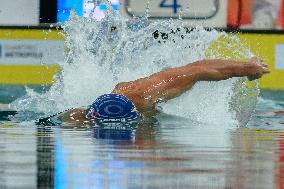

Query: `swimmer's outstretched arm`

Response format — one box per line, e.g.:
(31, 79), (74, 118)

(112, 57), (270, 112)
(58, 57), (270, 123)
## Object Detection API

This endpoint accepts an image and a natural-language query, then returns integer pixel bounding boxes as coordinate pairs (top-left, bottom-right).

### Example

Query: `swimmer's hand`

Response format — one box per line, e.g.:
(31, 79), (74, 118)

(247, 57), (270, 81)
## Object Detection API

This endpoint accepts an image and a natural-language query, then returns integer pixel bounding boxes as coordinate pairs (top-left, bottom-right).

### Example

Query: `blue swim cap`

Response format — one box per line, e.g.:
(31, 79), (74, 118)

(86, 94), (140, 126)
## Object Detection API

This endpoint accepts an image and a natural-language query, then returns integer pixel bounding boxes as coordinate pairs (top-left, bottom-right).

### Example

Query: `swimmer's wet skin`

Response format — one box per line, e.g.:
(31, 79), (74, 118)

(38, 57), (270, 126)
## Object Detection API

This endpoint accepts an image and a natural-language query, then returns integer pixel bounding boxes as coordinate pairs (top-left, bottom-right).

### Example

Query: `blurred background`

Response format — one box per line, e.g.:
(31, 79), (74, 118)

(0, 0), (283, 104)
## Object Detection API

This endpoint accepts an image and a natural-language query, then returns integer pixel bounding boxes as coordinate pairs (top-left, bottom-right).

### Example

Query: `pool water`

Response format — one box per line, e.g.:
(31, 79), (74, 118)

(0, 90), (283, 189)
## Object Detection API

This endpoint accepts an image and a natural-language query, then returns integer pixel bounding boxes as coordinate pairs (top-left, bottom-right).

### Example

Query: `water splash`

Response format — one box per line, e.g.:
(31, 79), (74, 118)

(11, 2), (258, 126)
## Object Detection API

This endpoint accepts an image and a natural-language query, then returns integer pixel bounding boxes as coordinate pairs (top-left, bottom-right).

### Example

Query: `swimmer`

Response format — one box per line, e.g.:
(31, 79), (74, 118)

(38, 57), (270, 126)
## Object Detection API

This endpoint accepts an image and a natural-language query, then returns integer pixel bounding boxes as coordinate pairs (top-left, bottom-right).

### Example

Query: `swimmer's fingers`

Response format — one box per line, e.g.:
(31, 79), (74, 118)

(261, 63), (268, 67)
(259, 61), (270, 73)
(247, 65), (270, 81)
(260, 61), (270, 73)
(253, 57), (270, 72)
(259, 59), (268, 67)
(262, 67), (271, 73)
(247, 57), (270, 80)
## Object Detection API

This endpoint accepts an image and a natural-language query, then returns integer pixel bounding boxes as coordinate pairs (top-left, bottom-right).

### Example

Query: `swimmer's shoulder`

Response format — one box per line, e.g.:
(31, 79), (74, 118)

(57, 108), (89, 124)
(36, 108), (89, 126)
